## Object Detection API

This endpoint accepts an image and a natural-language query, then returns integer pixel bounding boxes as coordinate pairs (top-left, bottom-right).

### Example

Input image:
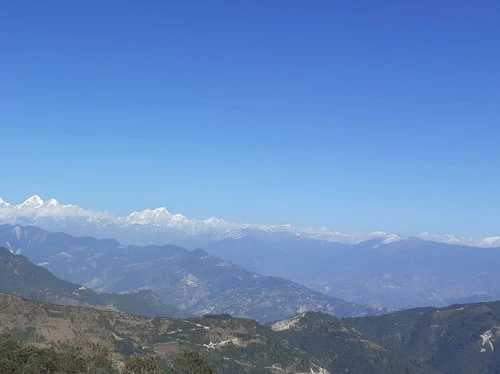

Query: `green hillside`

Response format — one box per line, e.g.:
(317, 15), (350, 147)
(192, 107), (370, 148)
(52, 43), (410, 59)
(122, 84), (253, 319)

(0, 293), (422, 373)
(348, 302), (500, 373)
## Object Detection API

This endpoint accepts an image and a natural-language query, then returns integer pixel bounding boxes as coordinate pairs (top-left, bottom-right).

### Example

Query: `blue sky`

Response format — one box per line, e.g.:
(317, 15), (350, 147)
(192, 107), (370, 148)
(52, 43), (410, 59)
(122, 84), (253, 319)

(1, 1), (499, 236)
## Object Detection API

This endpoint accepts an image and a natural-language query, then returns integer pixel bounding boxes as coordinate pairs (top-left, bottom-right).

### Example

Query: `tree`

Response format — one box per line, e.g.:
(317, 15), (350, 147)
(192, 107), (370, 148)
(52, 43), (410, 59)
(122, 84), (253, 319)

(169, 350), (215, 374)
(125, 354), (163, 374)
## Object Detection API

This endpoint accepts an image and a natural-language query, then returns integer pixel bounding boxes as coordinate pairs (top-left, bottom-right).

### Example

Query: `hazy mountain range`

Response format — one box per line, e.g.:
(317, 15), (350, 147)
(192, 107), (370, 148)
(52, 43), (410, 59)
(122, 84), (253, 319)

(1, 195), (499, 248)
(2, 195), (500, 313)
(205, 234), (500, 310)
(0, 224), (382, 322)
(4, 219), (500, 316)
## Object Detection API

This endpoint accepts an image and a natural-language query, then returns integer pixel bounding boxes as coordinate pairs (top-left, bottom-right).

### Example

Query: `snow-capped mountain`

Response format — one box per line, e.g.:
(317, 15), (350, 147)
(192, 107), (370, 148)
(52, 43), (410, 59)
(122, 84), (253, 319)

(418, 232), (500, 248)
(0, 195), (498, 248)
(0, 195), (109, 222)
(17, 195), (44, 208)
(371, 234), (405, 248)
(0, 198), (11, 208)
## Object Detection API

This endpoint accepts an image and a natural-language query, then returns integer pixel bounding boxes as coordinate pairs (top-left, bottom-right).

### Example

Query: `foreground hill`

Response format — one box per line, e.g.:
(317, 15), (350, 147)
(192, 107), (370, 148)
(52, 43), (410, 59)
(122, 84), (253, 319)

(4, 292), (500, 373)
(0, 293), (424, 373)
(347, 301), (500, 373)
(0, 224), (382, 322)
(273, 300), (500, 373)
(0, 246), (183, 318)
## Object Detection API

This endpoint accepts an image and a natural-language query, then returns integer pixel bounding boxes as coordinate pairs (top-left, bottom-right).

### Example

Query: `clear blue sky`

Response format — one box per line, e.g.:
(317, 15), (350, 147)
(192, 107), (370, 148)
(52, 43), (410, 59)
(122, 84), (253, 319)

(1, 1), (499, 236)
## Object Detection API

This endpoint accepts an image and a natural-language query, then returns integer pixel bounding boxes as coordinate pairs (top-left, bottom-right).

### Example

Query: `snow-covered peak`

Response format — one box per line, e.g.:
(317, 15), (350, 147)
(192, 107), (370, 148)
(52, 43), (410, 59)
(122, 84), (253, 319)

(171, 214), (188, 222)
(482, 237), (500, 246)
(44, 198), (60, 207)
(1, 194), (499, 248)
(204, 217), (223, 224)
(153, 207), (170, 214)
(203, 217), (228, 226)
(125, 207), (176, 226)
(125, 207), (192, 228)
(372, 234), (405, 249)
(417, 232), (500, 248)
(0, 195), (108, 223)
(17, 195), (44, 208)
(370, 231), (390, 237)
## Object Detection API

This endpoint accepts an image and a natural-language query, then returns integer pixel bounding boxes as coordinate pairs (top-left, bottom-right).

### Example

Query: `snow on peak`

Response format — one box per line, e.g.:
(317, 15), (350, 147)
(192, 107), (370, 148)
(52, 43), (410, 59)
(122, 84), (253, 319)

(1, 194), (499, 249)
(372, 234), (405, 249)
(125, 207), (178, 226)
(417, 232), (500, 248)
(381, 234), (404, 244)
(44, 198), (60, 207)
(370, 231), (389, 237)
(481, 237), (500, 246)
(171, 214), (188, 222)
(153, 207), (170, 214)
(204, 217), (222, 224)
(18, 195), (44, 208)
(0, 195), (107, 223)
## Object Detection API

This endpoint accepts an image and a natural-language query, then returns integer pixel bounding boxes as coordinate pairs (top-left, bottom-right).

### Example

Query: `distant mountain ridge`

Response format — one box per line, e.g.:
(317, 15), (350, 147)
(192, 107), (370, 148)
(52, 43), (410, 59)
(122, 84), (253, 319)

(205, 234), (500, 310)
(1, 194), (498, 248)
(0, 246), (183, 318)
(0, 224), (382, 322)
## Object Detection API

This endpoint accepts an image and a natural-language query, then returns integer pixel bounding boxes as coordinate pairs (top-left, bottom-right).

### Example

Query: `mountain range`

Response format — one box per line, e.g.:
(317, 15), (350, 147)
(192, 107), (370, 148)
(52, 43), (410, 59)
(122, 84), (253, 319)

(1, 195), (499, 248)
(0, 224), (382, 322)
(205, 234), (500, 310)
(2, 198), (500, 372)
(2, 194), (500, 312)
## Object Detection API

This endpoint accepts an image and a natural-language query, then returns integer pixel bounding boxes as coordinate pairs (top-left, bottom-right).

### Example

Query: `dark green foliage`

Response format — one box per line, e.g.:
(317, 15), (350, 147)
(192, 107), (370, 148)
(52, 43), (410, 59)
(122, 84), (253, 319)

(0, 335), (118, 373)
(169, 350), (215, 374)
(347, 302), (500, 374)
(73, 342), (117, 373)
(115, 338), (139, 356)
(0, 334), (217, 374)
(272, 312), (432, 374)
(125, 355), (164, 374)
